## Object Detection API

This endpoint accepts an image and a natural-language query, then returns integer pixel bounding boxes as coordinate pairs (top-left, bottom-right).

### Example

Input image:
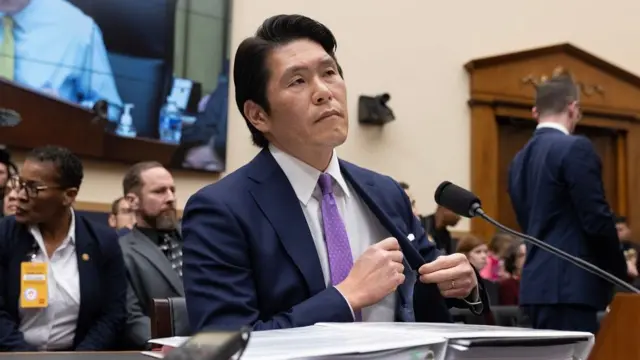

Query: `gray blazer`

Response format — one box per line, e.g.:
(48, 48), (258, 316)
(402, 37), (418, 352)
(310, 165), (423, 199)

(119, 228), (185, 349)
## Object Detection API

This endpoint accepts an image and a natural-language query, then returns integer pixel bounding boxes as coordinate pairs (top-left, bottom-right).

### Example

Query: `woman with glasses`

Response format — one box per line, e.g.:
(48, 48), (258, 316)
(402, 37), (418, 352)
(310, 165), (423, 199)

(0, 146), (127, 352)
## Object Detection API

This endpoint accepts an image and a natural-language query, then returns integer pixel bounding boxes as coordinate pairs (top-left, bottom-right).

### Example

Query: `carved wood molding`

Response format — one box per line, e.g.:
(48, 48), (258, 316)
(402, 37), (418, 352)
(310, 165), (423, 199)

(520, 66), (605, 97)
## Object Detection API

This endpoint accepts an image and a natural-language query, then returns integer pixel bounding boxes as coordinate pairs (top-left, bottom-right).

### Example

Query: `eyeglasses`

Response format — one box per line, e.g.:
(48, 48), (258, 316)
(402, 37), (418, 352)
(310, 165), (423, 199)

(5, 176), (63, 199)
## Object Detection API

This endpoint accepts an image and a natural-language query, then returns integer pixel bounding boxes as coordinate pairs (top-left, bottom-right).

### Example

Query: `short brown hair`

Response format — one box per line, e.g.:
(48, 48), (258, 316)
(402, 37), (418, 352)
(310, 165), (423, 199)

(122, 161), (163, 195)
(535, 68), (578, 117)
(110, 197), (125, 215)
(489, 232), (515, 256)
(456, 234), (485, 254)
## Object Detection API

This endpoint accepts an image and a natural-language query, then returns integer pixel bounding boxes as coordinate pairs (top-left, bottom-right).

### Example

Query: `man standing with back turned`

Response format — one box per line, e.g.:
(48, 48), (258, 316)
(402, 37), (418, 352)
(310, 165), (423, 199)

(181, 14), (489, 332)
(508, 71), (627, 333)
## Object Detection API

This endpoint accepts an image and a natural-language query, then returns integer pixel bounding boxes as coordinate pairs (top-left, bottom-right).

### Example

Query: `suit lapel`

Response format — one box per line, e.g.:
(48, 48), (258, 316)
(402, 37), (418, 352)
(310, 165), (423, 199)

(247, 149), (326, 296)
(129, 229), (184, 294)
(340, 161), (421, 267)
(340, 162), (418, 318)
(74, 216), (98, 340)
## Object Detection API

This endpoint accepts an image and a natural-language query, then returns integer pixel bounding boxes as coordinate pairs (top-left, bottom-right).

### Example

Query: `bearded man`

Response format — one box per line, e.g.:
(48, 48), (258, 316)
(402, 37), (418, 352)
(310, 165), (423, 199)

(118, 161), (186, 349)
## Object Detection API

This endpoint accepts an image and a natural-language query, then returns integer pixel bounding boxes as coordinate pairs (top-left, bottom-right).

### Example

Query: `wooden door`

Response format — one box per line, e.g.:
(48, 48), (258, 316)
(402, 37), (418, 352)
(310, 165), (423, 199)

(496, 116), (620, 232)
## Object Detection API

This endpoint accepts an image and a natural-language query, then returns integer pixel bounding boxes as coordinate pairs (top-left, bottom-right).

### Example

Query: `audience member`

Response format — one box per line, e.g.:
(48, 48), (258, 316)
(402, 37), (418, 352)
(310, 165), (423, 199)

(481, 232), (514, 281)
(614, 216), (640, 285)
(421, 205), (461, 255)
(2, 179), (18, 216)
(456, 235), (489, 272)
(181, 14), (487, 332)
(499, 239), (526, 305)
(0, 147), (18, 218)
(119, 162), (185, 349)
(0, 146), (126, 351)
(108, 196), (135, 235)
(0, 147), (18, 188)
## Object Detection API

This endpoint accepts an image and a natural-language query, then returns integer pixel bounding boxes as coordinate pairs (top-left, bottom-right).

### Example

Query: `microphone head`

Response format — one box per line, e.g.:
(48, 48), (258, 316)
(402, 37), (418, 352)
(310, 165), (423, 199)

(434, 181), (482, 218)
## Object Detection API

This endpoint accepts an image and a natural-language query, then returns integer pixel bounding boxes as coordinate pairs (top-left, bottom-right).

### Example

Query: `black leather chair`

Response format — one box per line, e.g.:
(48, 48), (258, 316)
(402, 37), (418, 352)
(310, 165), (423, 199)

(67, 0), (178, 138)
(150, 297), (191, 339)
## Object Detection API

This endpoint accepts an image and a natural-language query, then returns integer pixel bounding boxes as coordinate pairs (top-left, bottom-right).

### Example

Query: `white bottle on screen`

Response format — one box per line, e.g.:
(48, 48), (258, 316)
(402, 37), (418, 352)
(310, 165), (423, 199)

(116, 103), (137, 138)
(159, 96), (182, 144)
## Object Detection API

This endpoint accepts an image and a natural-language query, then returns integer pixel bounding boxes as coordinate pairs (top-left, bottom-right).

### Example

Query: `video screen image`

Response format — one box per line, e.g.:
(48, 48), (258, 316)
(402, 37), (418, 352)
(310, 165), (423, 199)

(0, 0), (230, 172)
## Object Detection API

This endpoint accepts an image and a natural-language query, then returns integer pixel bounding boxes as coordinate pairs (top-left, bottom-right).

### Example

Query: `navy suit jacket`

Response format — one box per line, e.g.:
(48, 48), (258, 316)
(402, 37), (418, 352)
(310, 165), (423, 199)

(182, 149), (488, 331)
(0, 214), (127, 351)
(508, 128), (627, 309)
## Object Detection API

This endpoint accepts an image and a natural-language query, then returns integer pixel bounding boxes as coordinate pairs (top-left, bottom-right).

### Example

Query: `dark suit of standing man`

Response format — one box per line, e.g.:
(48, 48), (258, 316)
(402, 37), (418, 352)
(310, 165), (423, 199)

(181, 14), (489, 332)
(119, 162), (185, 349)
(508, 72), (627, 333)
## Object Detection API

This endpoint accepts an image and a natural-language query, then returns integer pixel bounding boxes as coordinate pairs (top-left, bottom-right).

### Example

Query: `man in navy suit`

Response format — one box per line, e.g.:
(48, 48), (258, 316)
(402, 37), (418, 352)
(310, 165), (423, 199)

(182, 14), (488, 332)
(0, 146), (127, 351)
(508, 72), (627, 333)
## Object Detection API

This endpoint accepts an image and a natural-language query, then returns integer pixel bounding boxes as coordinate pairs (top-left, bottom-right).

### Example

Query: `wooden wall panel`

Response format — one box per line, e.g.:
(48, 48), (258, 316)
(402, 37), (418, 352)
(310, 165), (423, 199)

(466, 43), (640, 241)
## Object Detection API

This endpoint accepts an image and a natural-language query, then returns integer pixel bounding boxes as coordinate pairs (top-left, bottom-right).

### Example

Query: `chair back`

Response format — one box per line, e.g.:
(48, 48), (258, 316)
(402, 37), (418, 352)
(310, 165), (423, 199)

(150, 297), (191, 339)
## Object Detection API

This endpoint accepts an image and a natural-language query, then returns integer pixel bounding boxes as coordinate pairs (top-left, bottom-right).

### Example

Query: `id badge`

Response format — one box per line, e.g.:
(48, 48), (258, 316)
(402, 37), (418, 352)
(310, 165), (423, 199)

(20, 262), (48, 308)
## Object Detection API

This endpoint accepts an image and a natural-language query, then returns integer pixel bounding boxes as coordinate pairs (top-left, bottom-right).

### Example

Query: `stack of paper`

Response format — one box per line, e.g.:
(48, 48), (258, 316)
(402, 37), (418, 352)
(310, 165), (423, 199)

(143, 329), (446, 359)
(143, 323), (594, 360)
(316, 323), (594, 360)
(239, 325), (446, 359)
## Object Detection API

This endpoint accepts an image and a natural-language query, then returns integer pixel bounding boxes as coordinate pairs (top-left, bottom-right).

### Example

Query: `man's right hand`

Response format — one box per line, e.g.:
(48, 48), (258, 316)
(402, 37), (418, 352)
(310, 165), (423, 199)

(335, 237), (405, 311)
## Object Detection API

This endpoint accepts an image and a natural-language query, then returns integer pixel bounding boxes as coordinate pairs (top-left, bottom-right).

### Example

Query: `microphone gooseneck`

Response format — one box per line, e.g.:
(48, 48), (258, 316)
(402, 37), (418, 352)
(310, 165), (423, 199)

(434, 181), (640, 294)
(476, 208), (639, 294)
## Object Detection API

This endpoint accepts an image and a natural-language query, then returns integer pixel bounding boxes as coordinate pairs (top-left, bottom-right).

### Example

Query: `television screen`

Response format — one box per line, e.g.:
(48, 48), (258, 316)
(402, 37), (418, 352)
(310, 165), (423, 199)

(0, 0), (231, 172)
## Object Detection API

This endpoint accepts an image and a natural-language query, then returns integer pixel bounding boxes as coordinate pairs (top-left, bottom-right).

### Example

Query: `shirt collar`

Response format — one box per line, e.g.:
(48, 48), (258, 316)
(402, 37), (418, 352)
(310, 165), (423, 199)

(135, 225), (179, 246)
(0, 0), (39, 30)
(29, 208), (76, 248)
(269, 144), (351, 206)
(536, 122), (570, 135)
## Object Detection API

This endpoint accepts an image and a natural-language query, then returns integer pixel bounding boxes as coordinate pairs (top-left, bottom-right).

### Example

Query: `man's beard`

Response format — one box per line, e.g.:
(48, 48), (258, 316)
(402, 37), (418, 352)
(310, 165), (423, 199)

(142, 208), (178, 230)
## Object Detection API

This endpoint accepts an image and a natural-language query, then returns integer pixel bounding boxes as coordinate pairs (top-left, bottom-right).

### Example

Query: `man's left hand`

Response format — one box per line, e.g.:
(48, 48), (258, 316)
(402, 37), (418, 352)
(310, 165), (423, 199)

(418, 253), (477, 299)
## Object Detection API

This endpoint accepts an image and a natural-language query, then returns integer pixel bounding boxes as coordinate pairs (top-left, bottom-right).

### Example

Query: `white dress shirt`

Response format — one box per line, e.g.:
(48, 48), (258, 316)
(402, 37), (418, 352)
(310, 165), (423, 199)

(270, 145), (397, 322)
(19, 209), (80, 351)
(537, 122), (570, 135)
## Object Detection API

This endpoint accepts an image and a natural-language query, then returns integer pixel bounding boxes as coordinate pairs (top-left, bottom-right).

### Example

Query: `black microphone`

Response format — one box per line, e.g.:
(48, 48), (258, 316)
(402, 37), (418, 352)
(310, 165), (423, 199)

(434, 181), (640, 294)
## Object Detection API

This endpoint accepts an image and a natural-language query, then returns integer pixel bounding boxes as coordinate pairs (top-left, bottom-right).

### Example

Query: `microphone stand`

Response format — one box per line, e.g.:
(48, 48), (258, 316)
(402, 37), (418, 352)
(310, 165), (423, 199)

(474, 208), (640, 294)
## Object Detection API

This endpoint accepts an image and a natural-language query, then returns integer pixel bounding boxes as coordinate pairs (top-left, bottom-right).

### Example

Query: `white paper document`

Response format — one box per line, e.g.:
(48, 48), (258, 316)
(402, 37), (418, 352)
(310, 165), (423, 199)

(316, 323), (595, 360)
(143, 323), (595, 360)
(240, 325), (447, 360)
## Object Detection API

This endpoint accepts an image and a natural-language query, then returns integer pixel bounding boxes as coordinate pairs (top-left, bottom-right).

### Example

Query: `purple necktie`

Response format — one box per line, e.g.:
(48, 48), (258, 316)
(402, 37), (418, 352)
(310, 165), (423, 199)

(318, 173), (361, 321)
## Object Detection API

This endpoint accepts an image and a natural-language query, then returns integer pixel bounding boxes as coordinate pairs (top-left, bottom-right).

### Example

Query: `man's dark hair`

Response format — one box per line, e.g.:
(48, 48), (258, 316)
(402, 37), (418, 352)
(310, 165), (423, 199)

(111, 197), (124, 215)
(534, 69), (579, 118)
(233, 14), (343, 148)
(399, 182), (410, 190)
(615, 215), (627, 224)
(27, 146), (83, 189)
(122, 161), (163, 195)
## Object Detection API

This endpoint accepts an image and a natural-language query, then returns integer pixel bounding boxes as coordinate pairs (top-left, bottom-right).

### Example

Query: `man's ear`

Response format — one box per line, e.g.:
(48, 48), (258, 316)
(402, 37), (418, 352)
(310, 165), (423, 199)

(532, 107), (539, 119)
(63, 188), (79, 207)
(108, 214), (116, 228)
(125, 193), (139, 211)
(243, 100), (270, 133)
